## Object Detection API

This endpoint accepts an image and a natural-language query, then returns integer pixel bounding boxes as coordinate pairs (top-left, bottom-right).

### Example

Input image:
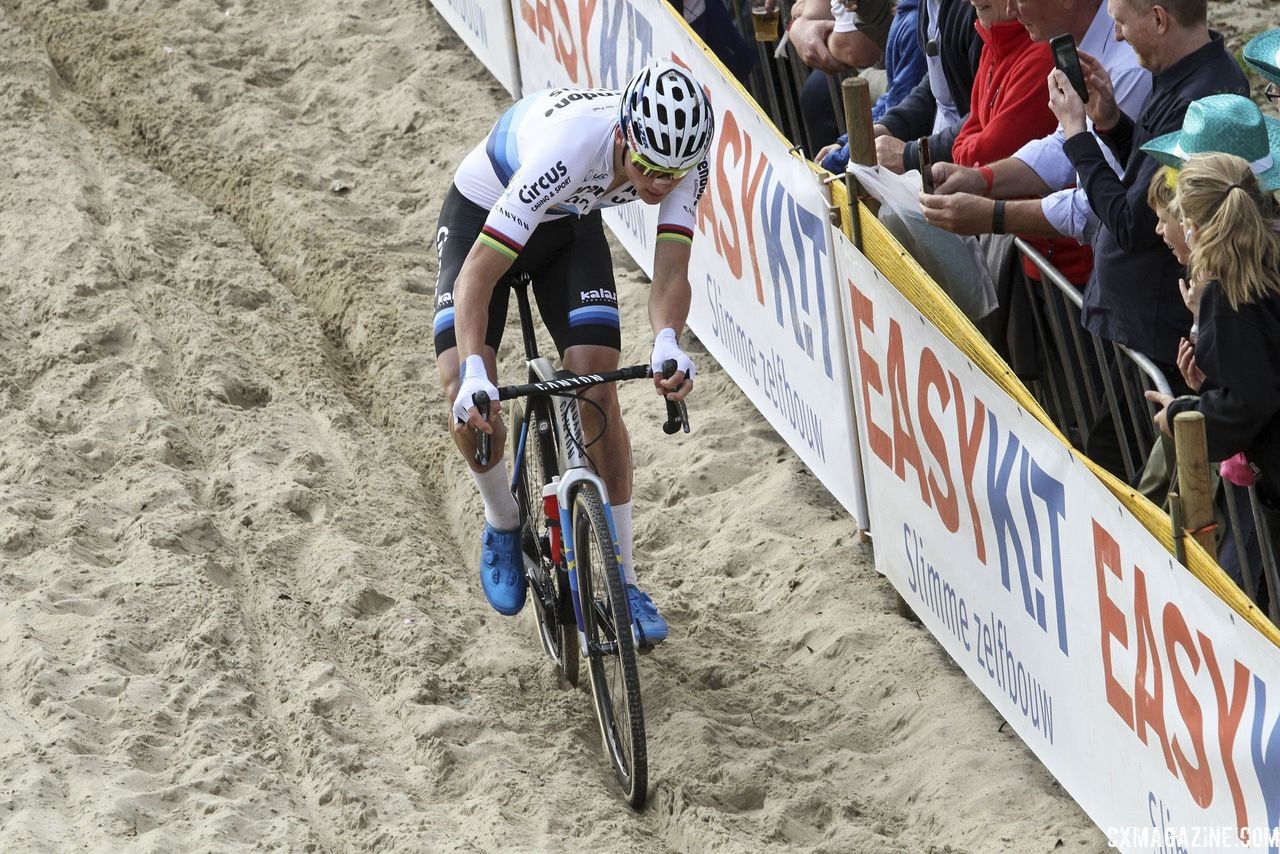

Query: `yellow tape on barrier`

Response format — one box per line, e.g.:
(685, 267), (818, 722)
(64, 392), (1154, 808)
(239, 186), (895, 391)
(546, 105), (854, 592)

(835, 193), (1280, 647)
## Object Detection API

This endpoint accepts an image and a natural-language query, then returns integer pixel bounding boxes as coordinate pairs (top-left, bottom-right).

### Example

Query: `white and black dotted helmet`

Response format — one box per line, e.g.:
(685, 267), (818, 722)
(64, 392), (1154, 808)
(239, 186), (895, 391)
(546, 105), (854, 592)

(619, 60), (715, 171)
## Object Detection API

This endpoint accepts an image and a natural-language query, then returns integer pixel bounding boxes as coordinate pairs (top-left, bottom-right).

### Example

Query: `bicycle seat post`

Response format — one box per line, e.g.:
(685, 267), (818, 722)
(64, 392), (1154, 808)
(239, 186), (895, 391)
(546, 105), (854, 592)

(509, 273), (540, 362)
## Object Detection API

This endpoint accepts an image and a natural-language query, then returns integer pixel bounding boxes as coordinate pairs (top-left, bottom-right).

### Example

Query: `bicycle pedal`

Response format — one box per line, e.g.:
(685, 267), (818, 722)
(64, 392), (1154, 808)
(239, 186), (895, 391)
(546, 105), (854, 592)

(632, 626), (659, 654)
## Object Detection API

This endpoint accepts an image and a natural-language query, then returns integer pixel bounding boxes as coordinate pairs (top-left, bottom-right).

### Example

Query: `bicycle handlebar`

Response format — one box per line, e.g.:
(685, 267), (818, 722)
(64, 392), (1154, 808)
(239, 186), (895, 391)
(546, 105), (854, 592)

(660, 359), (690, 436)
(470, 362), (690, 467)
(473, 390), (492, 467)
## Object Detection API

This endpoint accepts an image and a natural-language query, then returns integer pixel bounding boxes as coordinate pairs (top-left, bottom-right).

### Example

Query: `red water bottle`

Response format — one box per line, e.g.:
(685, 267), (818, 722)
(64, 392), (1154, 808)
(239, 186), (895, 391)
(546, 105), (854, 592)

(542, 479), (562, 565)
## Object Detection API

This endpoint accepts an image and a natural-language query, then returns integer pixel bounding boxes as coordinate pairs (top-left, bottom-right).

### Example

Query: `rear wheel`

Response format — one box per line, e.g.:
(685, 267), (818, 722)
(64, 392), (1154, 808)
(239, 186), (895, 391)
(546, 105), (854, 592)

(511, 398), (577, 686)
(573, 483), (647, 807)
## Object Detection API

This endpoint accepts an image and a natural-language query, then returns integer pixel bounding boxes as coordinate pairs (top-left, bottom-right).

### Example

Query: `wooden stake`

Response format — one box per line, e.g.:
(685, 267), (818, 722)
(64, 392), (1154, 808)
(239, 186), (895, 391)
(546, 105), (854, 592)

(1173, 412), (1216, 559)
(841, 77), (875, 167)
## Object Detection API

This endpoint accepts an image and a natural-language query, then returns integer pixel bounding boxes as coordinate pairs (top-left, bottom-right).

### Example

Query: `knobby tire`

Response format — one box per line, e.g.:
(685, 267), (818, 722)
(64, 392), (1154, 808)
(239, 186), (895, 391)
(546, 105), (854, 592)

(574, 483), (647, 807)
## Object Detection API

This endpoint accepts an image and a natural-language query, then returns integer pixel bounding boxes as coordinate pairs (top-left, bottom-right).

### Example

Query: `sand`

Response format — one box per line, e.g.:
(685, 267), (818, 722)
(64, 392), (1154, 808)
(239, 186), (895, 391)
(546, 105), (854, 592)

(0, 0), (1269, 851)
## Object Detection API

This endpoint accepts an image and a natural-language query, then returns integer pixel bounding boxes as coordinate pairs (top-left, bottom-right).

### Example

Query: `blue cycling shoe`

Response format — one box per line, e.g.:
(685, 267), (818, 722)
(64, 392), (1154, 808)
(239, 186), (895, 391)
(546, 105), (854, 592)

(479, 523), (526, 616)
(625, 584), (668, 648)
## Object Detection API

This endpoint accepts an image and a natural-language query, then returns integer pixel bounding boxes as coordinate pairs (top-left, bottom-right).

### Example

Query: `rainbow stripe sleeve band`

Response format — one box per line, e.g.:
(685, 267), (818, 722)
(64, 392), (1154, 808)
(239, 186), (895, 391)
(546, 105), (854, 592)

(656, 224), (694, 246)
(478, 226), (522, 261)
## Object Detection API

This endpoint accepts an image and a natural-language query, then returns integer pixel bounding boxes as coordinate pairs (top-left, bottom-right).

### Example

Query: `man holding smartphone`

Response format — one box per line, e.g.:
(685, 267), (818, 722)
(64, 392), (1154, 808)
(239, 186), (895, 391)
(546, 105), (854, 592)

(1049, 0), (1248, 375)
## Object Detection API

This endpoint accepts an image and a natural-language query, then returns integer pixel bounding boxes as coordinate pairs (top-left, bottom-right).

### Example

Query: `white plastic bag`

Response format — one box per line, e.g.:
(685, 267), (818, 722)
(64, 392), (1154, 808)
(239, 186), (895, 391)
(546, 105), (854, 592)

(848, 163), (998, 321)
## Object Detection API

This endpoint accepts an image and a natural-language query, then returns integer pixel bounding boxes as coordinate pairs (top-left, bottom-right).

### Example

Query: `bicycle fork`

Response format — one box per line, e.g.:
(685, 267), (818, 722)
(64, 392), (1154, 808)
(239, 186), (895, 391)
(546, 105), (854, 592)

(556, 469), (626, 656)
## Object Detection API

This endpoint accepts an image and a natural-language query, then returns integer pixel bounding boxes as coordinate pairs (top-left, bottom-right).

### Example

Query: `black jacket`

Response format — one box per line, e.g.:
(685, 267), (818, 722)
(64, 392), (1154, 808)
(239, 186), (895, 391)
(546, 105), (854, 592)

(877, 0), (981, 171)
(1168, 281), (1280, 504)
(1063, 33), (1248, 364)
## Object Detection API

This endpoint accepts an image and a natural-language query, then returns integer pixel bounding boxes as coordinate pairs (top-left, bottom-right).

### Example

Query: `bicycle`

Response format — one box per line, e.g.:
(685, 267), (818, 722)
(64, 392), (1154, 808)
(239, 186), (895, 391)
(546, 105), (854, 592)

(470, 272), (688, 809)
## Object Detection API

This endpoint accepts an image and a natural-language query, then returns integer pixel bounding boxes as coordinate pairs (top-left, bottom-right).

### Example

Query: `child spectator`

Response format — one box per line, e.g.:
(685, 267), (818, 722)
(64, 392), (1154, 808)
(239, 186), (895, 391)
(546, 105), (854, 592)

(1145, 153), (1280, 602)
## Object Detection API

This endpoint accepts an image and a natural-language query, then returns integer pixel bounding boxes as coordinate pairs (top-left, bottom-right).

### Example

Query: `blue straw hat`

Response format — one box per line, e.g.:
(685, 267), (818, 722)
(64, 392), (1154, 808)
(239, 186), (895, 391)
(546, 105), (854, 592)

(1140, 94), (1280, 192)
(1243, 29), (1280, 86)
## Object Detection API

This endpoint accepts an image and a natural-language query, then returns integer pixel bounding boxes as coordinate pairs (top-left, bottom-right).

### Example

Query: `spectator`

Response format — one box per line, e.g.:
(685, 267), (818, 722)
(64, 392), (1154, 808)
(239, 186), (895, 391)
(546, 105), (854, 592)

(1145, 166), (1189, 270)
(873, 0), (982, 173)
(1047, 0), (1248, 372)
(1145, 152), (1280, 598)
(1128, 165), (1186, 502)
(1143, 161), (1263, 599)
(918, 0), (1151, 289)
(817, 0), (928, 172)
(787, 0), (893, 149)
(1243, 28), (1280, 101)
(1045, 0), (1248, 475)
(668, 0), (757, 84)
(946, 0), (1057, 168)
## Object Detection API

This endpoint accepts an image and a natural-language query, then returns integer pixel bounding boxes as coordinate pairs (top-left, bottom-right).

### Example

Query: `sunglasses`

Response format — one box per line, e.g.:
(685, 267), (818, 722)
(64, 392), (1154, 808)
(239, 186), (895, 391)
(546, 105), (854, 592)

(1267, 83), (1280, 104)
(626, 146), (695, 180)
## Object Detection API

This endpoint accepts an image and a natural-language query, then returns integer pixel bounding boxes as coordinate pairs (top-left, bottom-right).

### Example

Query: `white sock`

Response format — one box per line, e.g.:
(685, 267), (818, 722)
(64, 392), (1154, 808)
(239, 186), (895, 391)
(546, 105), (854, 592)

(613, 501), (636, 585)
(473, 464), (520, 530)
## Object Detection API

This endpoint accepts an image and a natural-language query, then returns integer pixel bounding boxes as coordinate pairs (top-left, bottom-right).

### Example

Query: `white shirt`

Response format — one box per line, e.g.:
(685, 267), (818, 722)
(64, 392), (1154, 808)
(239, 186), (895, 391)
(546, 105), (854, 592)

(925, 0), (961, 133)
(830, 0), (857, 33)
(454, 87), (705, 252)
(1011, 3), (1152, 241)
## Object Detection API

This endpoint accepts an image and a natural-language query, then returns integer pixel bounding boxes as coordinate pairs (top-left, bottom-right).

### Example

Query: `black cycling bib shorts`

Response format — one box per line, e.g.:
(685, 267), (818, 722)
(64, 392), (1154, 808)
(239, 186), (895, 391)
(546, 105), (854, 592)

(433, 184), (621, 358)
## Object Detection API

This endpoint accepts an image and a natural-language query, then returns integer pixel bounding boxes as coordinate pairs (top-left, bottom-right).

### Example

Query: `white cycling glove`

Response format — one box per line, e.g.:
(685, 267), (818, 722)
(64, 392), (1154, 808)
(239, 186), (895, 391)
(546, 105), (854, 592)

(452, 354), (499, 423)
(649, 327), (696, 380)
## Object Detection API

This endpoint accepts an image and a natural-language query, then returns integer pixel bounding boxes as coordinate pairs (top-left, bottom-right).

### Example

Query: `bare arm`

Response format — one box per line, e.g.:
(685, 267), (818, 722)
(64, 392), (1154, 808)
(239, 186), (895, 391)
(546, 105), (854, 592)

(648, 238), (694, 400)
(454, 241), (514, 361)
(932, 158), (1053, 199)
(789, 0), (847, 73)
(828, 30), (882, 70)
(918, 195), (1073, 238)
(451, 241), (514, 432)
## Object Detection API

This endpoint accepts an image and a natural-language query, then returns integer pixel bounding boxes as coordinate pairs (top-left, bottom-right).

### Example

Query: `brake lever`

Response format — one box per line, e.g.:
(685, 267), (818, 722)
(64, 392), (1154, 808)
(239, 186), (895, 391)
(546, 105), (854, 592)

(472, 390), (491, 466)
(660, 358), (691, 435)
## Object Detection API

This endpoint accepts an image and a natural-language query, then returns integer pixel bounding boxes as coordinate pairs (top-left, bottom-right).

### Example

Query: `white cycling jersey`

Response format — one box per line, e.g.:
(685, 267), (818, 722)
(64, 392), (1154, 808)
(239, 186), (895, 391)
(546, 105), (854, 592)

(453, 87), (708, 260)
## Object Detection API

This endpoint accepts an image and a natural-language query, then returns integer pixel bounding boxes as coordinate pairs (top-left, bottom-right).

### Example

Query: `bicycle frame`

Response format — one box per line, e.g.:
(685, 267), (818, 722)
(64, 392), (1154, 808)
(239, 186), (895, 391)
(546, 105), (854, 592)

(505, 282), (626, 649)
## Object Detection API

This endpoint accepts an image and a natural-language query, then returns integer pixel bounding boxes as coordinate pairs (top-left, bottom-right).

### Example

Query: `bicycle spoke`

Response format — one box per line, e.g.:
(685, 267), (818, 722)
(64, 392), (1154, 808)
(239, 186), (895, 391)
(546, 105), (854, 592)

(575, 483), (646, 807)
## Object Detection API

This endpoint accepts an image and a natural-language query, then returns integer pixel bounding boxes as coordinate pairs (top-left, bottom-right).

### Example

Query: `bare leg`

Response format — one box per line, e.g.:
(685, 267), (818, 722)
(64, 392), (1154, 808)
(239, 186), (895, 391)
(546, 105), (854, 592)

(438, 345), (519, 531)
(562, 344), (632, 505)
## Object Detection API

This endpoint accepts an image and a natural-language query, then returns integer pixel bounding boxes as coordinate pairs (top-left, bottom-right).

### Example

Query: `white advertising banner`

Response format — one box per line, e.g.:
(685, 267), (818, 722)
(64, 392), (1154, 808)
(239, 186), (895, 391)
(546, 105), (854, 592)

(510, 0), (868, 527)
(833, 227), (1280, 852)
(429, 0), (521, 98)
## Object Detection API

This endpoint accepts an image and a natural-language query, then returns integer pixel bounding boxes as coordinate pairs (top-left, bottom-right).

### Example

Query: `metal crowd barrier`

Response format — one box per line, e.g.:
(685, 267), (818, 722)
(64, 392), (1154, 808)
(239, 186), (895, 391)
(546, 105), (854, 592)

(1223, 482), (1280, 623)
(722, 0), (838, 158)
(1015, 239), (1169, 483)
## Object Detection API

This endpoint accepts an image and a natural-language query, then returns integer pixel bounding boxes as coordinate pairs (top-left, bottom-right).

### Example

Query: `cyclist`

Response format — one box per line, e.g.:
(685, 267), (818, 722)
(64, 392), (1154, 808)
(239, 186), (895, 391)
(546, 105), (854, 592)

(433, 60), (714, 647)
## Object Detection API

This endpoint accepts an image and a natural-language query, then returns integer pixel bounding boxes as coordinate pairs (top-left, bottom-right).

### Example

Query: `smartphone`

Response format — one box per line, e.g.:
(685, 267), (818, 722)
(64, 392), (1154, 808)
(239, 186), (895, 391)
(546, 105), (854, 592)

(1050, 33), (1089, 104)
(918, 136), (934, 194)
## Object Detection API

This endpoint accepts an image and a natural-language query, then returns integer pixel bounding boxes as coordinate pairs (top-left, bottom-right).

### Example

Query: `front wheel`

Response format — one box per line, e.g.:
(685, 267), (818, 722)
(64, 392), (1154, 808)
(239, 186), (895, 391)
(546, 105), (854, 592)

(573, 483), (647, 807)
